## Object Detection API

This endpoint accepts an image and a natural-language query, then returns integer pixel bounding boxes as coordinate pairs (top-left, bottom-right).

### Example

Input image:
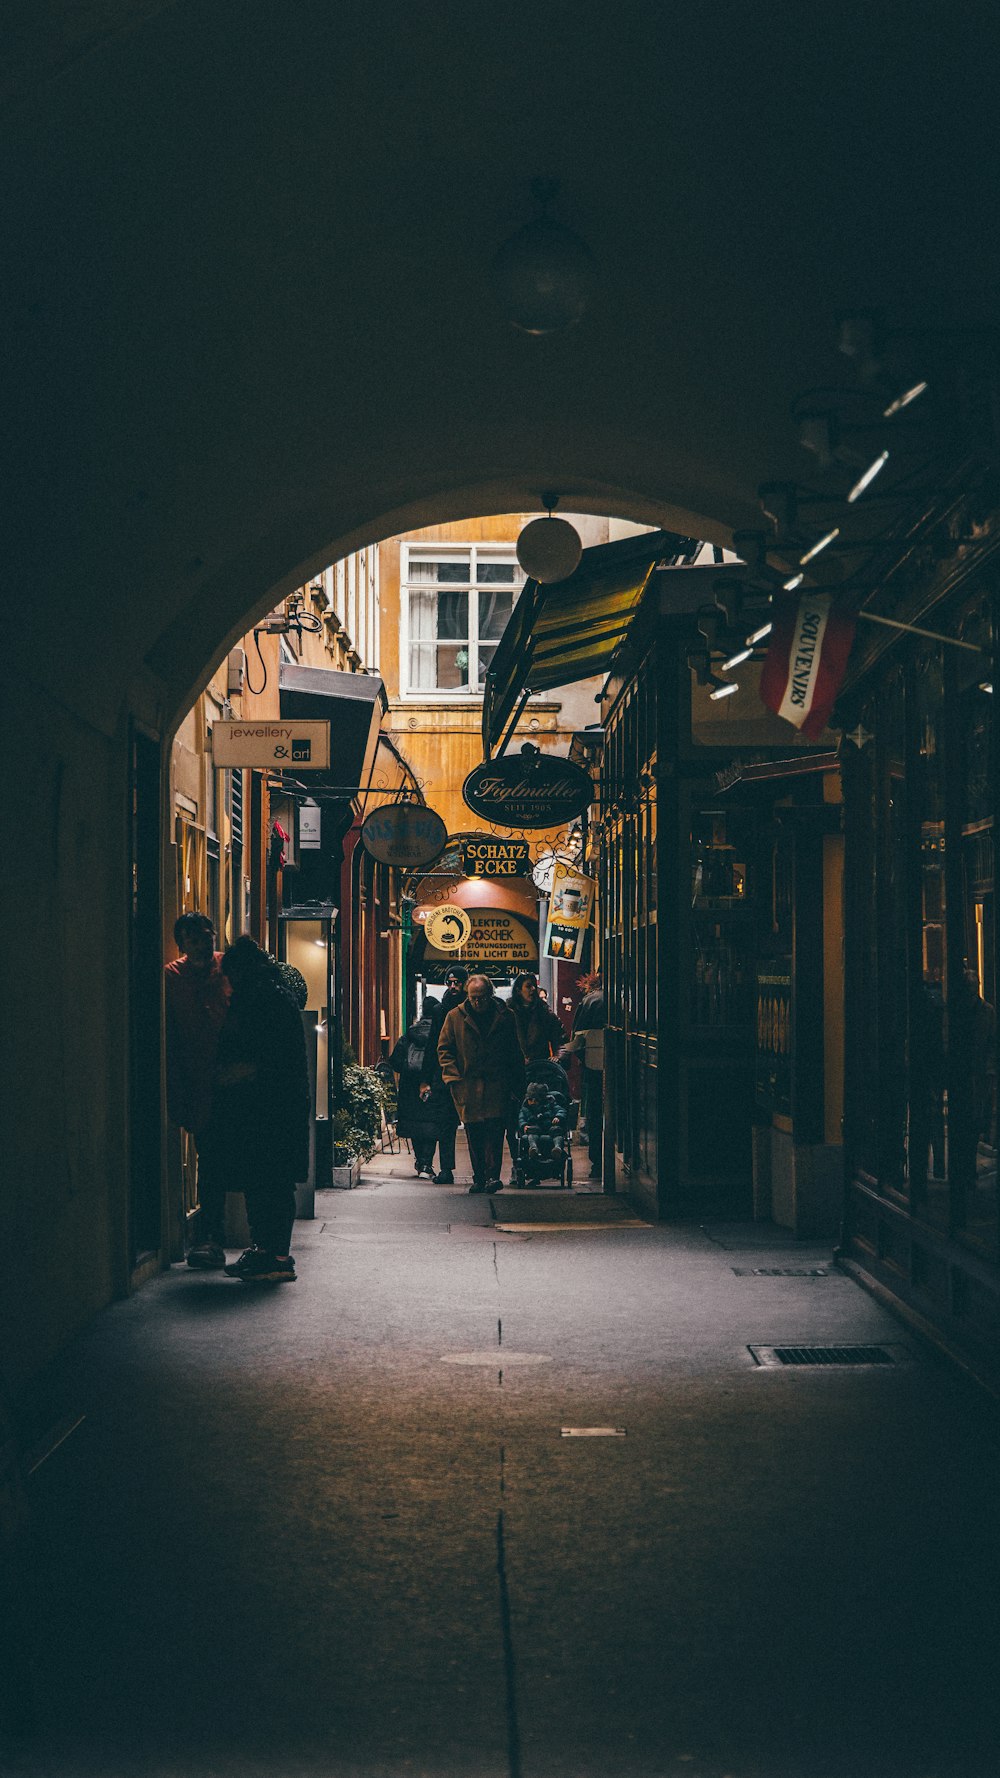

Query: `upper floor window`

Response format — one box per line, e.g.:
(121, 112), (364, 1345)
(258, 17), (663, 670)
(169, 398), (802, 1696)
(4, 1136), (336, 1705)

(403, 545), (525, 695)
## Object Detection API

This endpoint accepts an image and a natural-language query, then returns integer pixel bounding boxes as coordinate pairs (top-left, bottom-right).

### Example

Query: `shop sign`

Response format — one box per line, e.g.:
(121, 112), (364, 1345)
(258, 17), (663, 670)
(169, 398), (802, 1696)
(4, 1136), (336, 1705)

(424, 908), (539, 968)
(360, 803), (447, 867)
(211, 720), (330, 769)
(461, 838), (531, 877)
(531, 848), (576, 894)
(755, 964), (792, 1116)
(545, 862), (596, 964)
(424, 904), (472, 950)
(462, 745), (593, 830)
(298, 800), (322, 849)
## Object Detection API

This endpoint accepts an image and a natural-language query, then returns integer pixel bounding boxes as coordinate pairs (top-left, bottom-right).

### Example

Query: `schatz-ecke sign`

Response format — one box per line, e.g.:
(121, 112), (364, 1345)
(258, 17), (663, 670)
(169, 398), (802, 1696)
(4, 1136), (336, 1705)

(462, 745), (593, 830)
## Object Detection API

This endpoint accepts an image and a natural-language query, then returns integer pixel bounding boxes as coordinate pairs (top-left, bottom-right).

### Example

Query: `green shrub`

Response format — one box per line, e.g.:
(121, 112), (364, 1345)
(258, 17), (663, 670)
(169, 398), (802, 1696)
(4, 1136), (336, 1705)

(334, 1063), (392, 1165)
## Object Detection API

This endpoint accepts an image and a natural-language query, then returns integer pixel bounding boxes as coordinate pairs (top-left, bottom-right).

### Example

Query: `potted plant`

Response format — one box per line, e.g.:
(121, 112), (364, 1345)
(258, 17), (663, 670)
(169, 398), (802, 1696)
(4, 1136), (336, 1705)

(332, 1063), (392, 1187)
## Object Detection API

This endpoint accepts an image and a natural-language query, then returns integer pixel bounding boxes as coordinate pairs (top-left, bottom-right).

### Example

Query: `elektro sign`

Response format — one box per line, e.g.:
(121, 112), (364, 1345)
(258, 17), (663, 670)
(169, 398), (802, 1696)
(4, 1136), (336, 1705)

(461, 839), (531, 877)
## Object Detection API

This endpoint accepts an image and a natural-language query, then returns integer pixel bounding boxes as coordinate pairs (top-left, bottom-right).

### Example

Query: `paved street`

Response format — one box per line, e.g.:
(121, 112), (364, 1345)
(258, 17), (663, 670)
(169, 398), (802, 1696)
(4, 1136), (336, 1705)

(8, 1143), (999, 1778)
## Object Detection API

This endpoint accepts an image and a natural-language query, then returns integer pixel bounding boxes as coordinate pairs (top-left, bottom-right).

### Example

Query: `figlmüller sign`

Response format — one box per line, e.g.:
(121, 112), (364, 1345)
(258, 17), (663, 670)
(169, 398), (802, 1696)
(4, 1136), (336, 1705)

(211, 720), (330, 770)
(463, 744), (593, 830)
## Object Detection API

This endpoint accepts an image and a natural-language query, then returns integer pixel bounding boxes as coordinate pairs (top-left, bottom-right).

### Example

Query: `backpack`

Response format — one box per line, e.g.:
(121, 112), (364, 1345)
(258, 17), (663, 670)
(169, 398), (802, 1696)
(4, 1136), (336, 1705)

(405, 1017), (431, 1075)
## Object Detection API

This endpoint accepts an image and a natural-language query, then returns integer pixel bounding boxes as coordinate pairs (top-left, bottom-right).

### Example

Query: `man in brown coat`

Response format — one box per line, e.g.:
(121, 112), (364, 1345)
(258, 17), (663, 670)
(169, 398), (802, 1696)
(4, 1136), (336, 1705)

(438, 974), (525, 1193)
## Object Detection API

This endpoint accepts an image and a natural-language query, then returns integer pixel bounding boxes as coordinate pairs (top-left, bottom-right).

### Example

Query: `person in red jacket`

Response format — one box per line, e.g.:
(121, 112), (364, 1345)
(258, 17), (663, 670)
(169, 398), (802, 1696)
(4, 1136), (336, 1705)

(164, 912), (230, 1268)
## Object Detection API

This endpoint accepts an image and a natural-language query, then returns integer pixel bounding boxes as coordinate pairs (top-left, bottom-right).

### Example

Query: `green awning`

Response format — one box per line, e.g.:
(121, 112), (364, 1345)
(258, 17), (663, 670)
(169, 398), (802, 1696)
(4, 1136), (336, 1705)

(483, 529), (698, 751)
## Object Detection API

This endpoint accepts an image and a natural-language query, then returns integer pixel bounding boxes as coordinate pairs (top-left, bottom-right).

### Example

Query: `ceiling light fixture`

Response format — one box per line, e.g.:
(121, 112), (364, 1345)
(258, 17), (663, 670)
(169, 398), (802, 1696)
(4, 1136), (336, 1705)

(492, 178), (597, 335)
(847, 451), (890, 503)
(746, 623), (773, 646)
(516, 493), (582, 584)
(722, 647), (753, 671)
(800, 529), (840, 566)
(709, 680), (740, 701)
(783, 573), (804, 592)
(883, 381), (928, 419)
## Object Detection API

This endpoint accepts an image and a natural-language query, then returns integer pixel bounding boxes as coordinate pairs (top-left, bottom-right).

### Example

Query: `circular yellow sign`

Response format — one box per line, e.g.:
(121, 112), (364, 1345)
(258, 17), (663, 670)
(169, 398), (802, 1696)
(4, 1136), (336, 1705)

(424, 903), (472, 950)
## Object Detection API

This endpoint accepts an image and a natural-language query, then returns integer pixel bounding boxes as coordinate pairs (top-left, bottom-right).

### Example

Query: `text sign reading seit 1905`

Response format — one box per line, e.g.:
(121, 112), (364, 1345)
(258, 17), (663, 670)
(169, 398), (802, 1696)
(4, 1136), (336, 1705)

(462, 745), (593, 830)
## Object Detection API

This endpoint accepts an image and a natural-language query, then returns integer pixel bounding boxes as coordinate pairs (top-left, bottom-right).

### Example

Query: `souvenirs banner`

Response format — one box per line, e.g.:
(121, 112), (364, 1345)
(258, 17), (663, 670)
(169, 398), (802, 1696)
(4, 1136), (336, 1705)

(759, 592), (856, 739)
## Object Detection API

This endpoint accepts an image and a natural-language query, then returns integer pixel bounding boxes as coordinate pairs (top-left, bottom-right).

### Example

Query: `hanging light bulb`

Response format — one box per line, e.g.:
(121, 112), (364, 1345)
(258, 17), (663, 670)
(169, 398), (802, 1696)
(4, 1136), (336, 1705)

(492, 180), (597, 335)
(516, 495), (582, 584)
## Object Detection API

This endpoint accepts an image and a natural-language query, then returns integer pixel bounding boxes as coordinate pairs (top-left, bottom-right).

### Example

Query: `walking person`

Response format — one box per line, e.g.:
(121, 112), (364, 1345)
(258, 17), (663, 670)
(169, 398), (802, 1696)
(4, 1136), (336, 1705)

(419, 965), (468, 1182)
(508, 971), (565, 1068)
(197, 936), (310, 1283)
(164, 911), (231, 1268)
(506, 972), (565, 1182)
(564, 971), (606, 1182)
(389, 999), (441, 1178)
(438, 974), (525, 1194)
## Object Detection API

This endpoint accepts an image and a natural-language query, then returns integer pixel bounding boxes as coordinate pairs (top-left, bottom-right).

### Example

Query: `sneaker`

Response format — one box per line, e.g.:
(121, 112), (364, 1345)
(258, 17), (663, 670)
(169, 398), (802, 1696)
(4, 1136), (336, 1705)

(225, 1246), (296, 1283)
(434, 1171), (455, 1184)
(468, 1181), (489, 1194)
(187, 1241), (226, 1270)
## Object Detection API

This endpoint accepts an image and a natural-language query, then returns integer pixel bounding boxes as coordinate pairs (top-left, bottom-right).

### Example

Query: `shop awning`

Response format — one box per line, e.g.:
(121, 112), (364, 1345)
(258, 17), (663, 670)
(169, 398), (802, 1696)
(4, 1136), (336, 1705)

(278, 662), (388, 800)
(482, 529), (699, 753)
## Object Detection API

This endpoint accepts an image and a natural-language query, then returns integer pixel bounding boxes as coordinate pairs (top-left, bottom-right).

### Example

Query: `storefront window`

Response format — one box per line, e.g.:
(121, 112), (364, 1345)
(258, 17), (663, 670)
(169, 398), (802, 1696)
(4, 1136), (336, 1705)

(844, 701), (879, 1175)
(690, 807), (753, 1029)
(952, 613), (998, 1254)
(909, 648), (949, 1225)
(879, 670), (909, 1193)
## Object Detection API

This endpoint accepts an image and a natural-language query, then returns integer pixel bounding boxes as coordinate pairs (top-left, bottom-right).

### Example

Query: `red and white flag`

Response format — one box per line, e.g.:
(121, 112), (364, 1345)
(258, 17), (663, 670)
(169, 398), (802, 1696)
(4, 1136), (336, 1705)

(759, 592), (856, 739)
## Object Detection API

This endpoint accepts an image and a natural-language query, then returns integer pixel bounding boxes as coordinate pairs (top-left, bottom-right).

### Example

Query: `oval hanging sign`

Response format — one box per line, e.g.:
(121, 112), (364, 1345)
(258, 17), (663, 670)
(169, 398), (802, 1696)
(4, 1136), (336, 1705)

(462, 746), (593, 830)
(360, 803), (447, 867)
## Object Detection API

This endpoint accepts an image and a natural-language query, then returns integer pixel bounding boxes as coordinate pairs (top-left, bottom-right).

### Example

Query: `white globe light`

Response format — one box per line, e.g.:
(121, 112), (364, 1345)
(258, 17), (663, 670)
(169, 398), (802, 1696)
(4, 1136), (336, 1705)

(516, 515), (583, 584)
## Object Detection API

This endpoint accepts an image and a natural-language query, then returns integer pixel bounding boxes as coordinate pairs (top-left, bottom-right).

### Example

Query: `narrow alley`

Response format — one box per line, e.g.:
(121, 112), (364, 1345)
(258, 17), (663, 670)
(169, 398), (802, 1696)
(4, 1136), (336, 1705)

(12, 1147), (999, 1778)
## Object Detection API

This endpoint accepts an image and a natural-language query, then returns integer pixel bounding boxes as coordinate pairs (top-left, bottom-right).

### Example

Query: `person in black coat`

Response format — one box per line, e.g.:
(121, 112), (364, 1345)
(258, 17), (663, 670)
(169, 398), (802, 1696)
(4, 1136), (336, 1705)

(389, 1000), (442, 1177)
(198, 936), (310, 1284)
(418, 965), (468, 1182)
(509, 972), (566, 1067)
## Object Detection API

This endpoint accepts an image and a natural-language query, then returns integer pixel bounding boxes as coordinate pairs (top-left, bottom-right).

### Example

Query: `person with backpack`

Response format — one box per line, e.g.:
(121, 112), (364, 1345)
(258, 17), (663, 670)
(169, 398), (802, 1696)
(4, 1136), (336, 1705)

(418, 966), (468, 1182)
(390, 998), (442, 1178)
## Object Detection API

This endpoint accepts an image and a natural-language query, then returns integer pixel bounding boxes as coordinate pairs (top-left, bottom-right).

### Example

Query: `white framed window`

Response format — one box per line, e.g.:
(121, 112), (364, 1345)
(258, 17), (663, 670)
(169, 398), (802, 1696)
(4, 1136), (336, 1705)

(402, 544), (525, 696)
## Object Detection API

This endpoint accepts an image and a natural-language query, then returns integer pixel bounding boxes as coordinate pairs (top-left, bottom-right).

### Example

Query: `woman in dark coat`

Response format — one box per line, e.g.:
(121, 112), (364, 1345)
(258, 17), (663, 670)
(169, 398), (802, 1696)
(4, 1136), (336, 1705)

(389, 999), (443, 1178)
(507, 973), (565, 1179)
(200, 936), (310, 1283)
(509, 972), (565, 1067)
(418, 966), (468, 1182)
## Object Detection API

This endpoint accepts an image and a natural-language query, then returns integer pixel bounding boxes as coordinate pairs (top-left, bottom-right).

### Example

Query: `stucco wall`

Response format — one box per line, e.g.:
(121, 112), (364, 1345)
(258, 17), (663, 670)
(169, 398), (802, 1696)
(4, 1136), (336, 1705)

(1, 678), (130, 1399)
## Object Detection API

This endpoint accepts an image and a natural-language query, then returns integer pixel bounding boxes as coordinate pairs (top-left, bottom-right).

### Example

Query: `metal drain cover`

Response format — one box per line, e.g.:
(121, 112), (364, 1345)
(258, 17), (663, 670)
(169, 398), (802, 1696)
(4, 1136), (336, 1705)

(749, 1343), (912, 1367)
(732, 1267), (829, 1277)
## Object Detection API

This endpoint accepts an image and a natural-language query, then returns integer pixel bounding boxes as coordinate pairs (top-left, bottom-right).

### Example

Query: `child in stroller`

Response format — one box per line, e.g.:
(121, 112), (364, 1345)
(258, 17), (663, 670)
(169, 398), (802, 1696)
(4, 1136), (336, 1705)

(515, 1061), (574, 1187)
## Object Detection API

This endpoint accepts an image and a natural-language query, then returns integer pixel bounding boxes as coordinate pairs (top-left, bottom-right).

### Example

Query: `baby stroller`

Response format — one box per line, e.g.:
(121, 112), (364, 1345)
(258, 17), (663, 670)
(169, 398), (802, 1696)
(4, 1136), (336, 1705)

(513, 1058), (578, 1188)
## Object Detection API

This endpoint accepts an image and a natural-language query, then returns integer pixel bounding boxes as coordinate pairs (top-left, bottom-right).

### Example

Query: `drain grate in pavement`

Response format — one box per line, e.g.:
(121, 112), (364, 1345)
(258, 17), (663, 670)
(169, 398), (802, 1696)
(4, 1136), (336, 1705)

(732, 1266), (829, 1276)
(749, 1343), (910, 1367)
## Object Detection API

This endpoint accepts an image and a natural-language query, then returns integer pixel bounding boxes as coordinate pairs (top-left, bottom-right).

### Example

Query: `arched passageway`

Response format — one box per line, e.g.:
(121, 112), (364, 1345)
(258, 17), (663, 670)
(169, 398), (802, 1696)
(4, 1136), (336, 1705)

(3, 7), (1000, 1767)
